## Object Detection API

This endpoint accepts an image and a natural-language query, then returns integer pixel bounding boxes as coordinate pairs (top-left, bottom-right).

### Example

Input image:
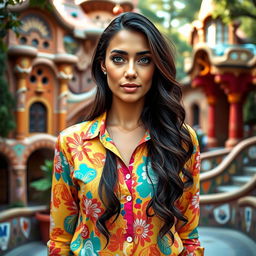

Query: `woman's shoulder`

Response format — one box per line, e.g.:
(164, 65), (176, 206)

(58, 119), (98, 143)
(183, 124), (199, 146)
(61, 121), (90, 136)
(58, 113), (106, 143)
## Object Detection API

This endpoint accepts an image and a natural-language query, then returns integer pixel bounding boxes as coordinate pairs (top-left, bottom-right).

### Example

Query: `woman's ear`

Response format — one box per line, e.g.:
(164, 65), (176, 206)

(101, 61), (106, 73)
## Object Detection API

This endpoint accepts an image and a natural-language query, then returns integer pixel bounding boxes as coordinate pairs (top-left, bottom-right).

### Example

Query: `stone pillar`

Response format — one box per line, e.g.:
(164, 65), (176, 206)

(215, 72), (252, 148)
(8, 46), (37, 140)
(57, 65), (71, 132)
(54, 54), (77, 132)
(11, 165), (27, 205)
(14, 58), (31, 140)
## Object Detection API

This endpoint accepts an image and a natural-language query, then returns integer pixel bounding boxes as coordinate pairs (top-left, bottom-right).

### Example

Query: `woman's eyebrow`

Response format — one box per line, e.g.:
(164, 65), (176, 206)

(110, 49), (151, 55)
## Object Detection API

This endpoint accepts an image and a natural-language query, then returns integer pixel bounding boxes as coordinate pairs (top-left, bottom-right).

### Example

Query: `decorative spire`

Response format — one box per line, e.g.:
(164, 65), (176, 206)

(113, 4), (124, 15)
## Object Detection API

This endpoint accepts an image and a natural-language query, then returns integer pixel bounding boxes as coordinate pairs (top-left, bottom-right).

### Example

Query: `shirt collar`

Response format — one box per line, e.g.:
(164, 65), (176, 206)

(82, 111), (151, 143)
(82, 112), (107, 141)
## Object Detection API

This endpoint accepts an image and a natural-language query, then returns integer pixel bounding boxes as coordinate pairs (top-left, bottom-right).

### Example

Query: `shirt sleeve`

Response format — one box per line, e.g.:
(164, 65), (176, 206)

(176, 127), (204, 256)
(47, 134), (79, 256)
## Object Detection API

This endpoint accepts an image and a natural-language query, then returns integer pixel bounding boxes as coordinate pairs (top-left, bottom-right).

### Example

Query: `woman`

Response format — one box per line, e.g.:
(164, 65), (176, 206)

(48, 12), (204, 256)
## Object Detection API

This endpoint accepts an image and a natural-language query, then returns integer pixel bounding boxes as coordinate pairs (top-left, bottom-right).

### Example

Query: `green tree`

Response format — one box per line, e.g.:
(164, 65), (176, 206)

(0, 53), (16, 137)
(213, 0), (256, 43)
(138, 0), (201, 80)
(0, 0), (22, 52)
(0, 0), (24, 137)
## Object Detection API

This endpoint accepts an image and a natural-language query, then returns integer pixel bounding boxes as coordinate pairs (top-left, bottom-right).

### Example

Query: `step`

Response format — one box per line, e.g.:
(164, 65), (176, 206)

(198, 227), (256, 256)
(232, 176), (252, 186)
(4, 241), (47, 256)
(243, 166), (256, 175)
(216, 185), (241, 193)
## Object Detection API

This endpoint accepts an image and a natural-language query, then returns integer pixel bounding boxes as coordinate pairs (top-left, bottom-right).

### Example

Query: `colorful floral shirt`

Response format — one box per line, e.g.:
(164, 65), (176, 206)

(48, 112), (204, 256)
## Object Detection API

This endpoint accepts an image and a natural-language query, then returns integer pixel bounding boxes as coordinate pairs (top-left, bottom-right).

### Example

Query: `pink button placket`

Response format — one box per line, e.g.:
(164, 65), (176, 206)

(122, 154), (135, 242)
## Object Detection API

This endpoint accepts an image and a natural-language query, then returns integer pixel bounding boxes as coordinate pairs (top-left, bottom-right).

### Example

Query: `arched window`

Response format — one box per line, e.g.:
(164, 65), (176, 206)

(223, 25), (229, 44)
(206, 18), (229, 46)
(192, 103), (200, 126)
(216, 19), (229, 44)
(216, 19), (223, 44)
(29, 102), (47, 133)
(205, 19), (216, 47)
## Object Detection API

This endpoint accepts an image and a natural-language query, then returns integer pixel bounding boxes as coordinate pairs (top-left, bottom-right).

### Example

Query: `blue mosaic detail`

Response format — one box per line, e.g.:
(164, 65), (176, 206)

(13, 144), (26, 157)
(211, 43), (256, 56)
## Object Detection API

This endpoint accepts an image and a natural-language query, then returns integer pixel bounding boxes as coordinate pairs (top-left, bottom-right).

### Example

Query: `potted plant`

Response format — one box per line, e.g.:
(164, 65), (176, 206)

(30, 159), (53, 244)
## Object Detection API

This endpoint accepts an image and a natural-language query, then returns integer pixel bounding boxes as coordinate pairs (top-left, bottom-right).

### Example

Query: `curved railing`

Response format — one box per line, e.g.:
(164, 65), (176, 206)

(200, 136), (256, 194)
(0, 205), (47, 222)
(0, 205), (48, 254)
(199, 137), (256, 241)
(238, 196), (256, 208)
(200, 175), (256, 204)
(200, 176), (256, 241)
(201, 148), (231, 172)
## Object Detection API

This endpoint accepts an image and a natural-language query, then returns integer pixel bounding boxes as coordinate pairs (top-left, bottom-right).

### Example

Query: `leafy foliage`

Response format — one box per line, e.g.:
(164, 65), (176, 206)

(138, 0), (201, 80)
(30, 160), (53, 204)
(0, 0), (24, 137)
(0, 52), (16, 137)
(213, 0), (256, 43)
(0, 0), (23, 52)
(29, 0), (53, 12)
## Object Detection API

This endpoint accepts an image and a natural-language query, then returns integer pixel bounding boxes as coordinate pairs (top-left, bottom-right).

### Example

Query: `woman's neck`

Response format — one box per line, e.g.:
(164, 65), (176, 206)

(107, 98), (144, 131)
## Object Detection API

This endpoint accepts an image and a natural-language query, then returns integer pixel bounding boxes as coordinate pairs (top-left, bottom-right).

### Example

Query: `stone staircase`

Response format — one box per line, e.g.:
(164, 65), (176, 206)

(217, 166), (256, 193)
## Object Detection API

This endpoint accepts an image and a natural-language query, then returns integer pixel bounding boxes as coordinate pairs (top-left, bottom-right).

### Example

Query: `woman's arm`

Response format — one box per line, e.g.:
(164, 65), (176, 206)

(176, 128), (204, 256)
(47, 135), (79, 256)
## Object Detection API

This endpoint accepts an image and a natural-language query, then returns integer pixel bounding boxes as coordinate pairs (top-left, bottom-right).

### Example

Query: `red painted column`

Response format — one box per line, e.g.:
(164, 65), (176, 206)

(207, 96), (217, 147)
(192, 74), (219, 148)
(226, 93), (243, 147)
(215, 73), (252, 148)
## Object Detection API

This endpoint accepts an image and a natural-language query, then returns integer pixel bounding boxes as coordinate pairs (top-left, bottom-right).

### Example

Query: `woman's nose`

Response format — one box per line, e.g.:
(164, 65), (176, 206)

(125, 62), (137, 78)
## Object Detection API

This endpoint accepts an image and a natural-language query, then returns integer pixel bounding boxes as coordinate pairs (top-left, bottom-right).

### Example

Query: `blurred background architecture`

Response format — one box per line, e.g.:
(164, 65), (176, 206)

(0, 0), (255, 255)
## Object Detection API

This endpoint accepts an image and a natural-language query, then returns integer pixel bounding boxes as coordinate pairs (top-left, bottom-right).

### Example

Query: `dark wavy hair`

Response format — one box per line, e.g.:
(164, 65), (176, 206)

(87, 12), (194, 245)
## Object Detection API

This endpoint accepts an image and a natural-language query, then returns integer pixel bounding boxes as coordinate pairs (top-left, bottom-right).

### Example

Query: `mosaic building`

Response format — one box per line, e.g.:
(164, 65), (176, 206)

(1, 0), (134, 207)
(183, 0), (256, 148)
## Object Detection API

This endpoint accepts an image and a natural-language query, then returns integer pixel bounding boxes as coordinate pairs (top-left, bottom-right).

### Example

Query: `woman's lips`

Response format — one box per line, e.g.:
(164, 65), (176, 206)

(121, 83), (141, 93)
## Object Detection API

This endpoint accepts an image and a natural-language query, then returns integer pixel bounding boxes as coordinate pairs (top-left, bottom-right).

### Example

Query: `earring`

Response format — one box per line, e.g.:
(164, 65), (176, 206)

(103, 71), (107, 75)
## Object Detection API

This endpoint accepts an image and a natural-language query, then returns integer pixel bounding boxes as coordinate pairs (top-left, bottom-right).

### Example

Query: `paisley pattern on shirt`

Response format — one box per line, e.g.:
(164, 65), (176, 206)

(48, 112), (204, 256)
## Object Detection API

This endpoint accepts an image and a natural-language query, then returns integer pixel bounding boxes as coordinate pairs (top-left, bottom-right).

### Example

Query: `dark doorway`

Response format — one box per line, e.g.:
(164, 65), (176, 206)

(27, 148), (54, 205)
(0, 154), (9, 206)
(29, 102), (47, 133)
(192, 103), (200, 126)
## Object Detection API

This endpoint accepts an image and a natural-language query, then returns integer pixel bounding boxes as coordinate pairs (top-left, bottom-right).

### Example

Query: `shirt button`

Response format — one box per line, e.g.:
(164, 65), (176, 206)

(125, 173), (131, 180)
(126, 195), (132, 202)
(126, 236), (133, 243)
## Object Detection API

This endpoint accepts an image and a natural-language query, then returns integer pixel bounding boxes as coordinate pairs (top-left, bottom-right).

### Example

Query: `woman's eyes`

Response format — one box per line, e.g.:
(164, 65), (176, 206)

(111, 56), (124, 63)
(138, 57), (151, 64)
(111, 56), (152, 64)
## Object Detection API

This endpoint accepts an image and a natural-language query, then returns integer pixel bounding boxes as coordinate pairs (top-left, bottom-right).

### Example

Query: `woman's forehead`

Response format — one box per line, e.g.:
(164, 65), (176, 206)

(106, 30), (150, 54)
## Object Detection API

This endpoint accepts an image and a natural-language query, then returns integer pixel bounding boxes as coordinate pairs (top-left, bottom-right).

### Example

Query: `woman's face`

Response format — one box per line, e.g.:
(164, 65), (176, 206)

(101, 29), (155, 104)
